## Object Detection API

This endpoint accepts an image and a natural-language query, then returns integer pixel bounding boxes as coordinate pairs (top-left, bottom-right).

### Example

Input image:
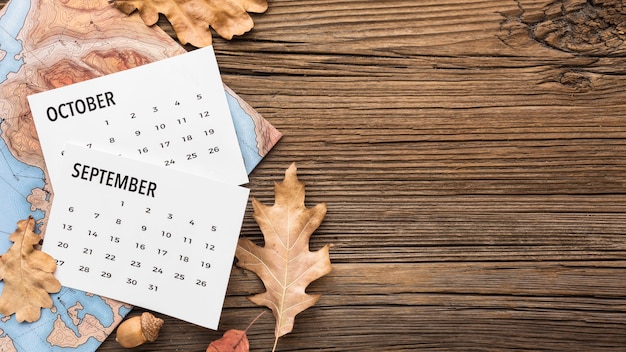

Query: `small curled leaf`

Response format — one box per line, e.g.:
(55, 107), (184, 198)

(206, 311), (264, 352)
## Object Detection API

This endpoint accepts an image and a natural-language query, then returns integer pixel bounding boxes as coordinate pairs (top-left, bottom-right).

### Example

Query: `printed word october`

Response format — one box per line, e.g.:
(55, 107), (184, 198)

(46, 91), (116, 121)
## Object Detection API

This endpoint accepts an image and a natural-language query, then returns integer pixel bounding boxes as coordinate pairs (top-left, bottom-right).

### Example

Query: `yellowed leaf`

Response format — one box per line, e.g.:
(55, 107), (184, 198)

(0, 216), (61, 322)
(112, 0), (268, 47)
(235, 163), (332, 351)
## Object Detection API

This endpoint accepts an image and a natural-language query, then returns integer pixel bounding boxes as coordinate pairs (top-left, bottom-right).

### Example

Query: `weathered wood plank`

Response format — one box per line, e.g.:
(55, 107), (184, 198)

(1, 0), (625, 350)
(101, 262), (626, 351)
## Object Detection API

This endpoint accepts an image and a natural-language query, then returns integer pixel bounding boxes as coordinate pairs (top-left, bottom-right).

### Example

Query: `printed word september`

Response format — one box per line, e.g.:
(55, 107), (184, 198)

(71, 162), (157, 197)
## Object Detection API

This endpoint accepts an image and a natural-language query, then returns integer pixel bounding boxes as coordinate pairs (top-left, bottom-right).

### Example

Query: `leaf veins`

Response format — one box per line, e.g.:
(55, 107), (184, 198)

(235, 163), (332, 351)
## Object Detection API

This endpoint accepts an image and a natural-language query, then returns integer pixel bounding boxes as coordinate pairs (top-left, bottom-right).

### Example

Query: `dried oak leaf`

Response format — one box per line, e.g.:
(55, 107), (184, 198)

(236, 163), (332, 350)
(0, 216), (61, 322)
(111, 0), (268, 47)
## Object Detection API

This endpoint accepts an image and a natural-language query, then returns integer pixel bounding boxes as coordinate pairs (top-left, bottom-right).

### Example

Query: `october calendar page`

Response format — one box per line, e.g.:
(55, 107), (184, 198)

(28, 46), (249, 187)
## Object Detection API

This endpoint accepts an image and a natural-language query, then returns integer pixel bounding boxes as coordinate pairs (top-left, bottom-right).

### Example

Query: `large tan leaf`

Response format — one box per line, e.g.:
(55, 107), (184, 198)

(112, 0), (268, 47)
(236, 163), (332, 350)
(0, 216), (61, 322)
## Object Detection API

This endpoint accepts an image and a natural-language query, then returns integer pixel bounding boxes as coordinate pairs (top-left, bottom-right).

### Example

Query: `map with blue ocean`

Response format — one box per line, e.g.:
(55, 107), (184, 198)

(0, 0), (280, 350)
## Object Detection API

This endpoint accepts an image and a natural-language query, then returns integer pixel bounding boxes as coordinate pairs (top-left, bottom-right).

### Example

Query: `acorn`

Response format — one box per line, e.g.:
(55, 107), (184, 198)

(115, 312), (164, 348)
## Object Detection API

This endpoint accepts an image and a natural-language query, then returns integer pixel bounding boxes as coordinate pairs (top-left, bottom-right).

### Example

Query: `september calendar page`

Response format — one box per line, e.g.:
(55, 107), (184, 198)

(28, 45), (249, 186)
(42, 144), (249, 329)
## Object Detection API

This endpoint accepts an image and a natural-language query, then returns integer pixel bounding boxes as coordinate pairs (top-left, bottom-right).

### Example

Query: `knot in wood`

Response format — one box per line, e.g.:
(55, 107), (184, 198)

(558, 71), (592, 91)
(530, 0), (626, 55)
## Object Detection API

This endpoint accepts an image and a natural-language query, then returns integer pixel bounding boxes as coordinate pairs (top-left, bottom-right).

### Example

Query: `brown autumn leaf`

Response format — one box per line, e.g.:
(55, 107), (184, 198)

(111, 0), (268, 47)
(235, 163), (332, 351)
(205, 311), (264, 352)
(207, 329), (249, 352)
(0, 216), (61, 322)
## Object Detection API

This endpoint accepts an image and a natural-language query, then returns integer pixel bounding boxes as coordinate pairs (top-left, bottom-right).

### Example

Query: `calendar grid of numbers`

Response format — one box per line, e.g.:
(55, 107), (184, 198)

(29, 46), (252, 330)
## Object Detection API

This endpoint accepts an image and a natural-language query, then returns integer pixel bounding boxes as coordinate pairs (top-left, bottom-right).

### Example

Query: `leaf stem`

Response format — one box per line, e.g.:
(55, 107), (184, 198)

(244, 310), (266, 333)
(272, 335), (279, 352)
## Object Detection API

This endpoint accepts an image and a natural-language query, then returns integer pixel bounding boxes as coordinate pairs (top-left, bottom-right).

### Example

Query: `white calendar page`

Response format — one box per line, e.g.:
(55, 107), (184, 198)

(42, 144), (250, 329)
(28, 46), (248, 186)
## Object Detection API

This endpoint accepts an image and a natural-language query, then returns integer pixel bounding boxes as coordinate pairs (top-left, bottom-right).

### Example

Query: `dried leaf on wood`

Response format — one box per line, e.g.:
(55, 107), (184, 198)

(236, 163), (332, 351)
(206, 311), (264, 352)
(0, 216), (61, 322)
(111, 0), (268, 47)
(206, 329), (249, 352)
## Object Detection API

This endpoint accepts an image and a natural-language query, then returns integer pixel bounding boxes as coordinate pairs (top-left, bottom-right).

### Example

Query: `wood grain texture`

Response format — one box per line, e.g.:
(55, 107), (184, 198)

(5, 0), (626, 350)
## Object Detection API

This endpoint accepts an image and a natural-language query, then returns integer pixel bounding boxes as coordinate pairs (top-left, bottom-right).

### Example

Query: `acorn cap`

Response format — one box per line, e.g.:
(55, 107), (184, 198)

(141, 312), (164, 342)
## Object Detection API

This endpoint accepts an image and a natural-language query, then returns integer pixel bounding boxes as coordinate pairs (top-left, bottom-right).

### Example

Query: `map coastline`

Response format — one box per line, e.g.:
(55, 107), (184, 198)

(0, 0), (280, 350)
(0, 0), (40, 242)
(0, 0), (281, 352)
(0, 0), (29, 82)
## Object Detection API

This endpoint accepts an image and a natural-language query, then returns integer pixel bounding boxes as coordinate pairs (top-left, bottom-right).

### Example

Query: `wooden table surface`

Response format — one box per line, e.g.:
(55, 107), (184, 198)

(14, 0), (626, 350)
